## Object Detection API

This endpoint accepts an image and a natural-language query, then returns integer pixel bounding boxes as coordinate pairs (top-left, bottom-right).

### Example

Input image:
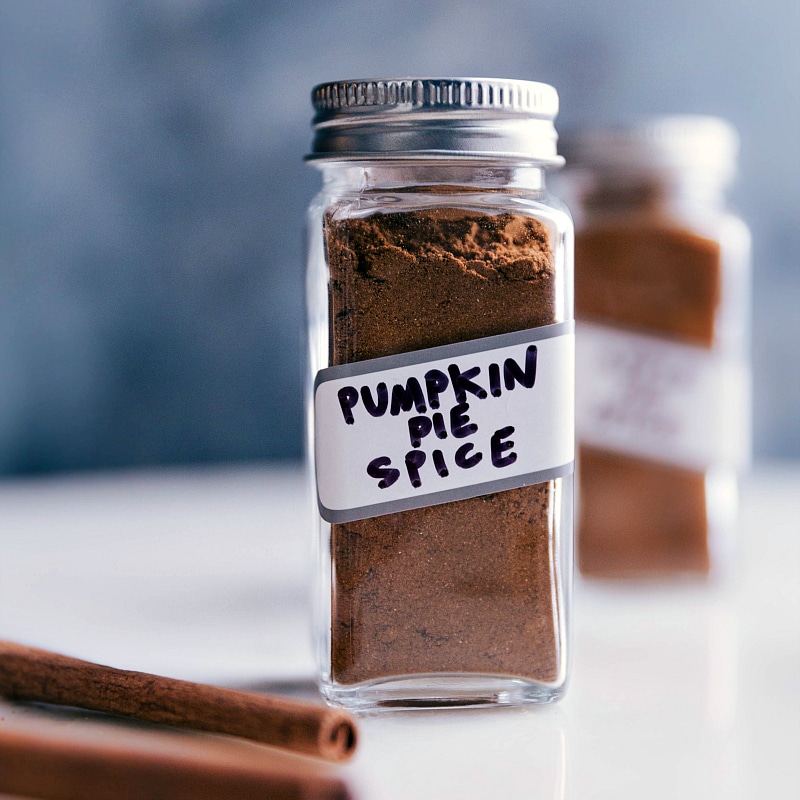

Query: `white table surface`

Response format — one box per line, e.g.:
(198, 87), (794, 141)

(1, 461), (798, 799)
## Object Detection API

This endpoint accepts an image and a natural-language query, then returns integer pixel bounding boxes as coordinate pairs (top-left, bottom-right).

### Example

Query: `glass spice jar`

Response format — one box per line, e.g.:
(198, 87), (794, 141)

(560, 116), (751, 580)
(304, 78), (575, 710)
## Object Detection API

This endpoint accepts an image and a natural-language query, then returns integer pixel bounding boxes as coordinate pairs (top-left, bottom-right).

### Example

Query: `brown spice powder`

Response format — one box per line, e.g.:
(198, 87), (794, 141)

(578, 446), (710, 577)
(325, 209), (562, 685)
(575, 222), (721, 347)
(575, 221), (722, 578)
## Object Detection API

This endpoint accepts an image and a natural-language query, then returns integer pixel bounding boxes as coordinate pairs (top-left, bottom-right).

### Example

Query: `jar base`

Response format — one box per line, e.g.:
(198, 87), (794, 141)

(320, 674), (565, 711)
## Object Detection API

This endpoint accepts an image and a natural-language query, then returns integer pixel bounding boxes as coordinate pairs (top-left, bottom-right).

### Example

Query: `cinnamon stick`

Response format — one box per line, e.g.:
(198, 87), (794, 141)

(0, 727), (352, 800)
(0, 641), (357, 762)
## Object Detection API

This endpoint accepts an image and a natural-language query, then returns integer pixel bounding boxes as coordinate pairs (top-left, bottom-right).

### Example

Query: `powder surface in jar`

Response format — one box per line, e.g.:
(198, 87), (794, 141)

(575, 221), (722, 578)
(325, 209), (562, 685)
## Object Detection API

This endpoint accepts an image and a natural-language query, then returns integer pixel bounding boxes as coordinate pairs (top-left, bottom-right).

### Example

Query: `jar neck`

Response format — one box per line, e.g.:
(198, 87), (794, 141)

(316, 161), (547, 193)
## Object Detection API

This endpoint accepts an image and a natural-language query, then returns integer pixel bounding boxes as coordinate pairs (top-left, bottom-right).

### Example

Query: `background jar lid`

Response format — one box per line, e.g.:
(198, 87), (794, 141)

(307, 77), (564, 167)
(560, 115), (740, 185)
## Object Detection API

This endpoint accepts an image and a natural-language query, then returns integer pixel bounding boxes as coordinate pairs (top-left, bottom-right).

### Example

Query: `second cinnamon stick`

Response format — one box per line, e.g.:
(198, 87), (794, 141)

(0, 726), (351, 800)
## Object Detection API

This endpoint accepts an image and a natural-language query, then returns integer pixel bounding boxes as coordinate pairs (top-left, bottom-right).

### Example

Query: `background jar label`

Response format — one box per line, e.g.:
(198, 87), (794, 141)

(576, 322), (751, 470)
(314, 322), (575, 523)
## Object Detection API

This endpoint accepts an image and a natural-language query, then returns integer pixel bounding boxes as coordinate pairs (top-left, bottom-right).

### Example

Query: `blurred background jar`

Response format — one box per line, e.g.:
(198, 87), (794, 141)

(559, 116), (751, 579)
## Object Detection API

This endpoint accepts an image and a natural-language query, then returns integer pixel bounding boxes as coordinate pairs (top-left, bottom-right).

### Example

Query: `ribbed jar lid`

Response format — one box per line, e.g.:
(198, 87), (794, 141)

(307, 78), (564, 166)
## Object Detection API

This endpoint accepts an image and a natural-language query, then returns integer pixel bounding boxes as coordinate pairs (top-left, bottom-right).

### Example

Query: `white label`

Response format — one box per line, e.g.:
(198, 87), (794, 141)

(576, 323), (750, 469)
(314, 323), (575, 523)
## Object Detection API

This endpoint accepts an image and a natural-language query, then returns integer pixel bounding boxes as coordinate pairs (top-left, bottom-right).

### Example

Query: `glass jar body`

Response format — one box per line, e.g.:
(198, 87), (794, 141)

(306, 162), (575, 709)
(570, 174), (751, 579)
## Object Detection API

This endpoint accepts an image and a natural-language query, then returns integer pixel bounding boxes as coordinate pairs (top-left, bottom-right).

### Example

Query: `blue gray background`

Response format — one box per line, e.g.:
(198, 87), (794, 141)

(1, 0), (798, 474)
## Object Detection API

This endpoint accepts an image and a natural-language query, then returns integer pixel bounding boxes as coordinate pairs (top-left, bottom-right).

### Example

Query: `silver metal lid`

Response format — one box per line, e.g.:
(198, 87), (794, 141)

(307, 78), (564, 166)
